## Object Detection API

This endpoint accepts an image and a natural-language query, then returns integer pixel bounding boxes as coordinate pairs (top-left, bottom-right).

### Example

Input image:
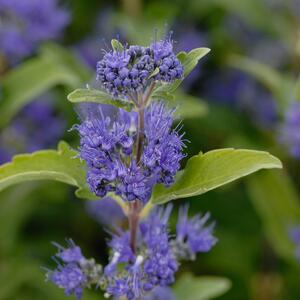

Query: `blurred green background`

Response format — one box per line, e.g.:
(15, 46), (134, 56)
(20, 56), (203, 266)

(1, 0), (300, 299)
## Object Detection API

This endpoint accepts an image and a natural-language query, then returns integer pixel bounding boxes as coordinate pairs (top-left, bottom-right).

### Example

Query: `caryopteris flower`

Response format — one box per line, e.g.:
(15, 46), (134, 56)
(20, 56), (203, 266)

(279, 102), (300, 158)
(0, 0), (70, 64)
(144, 286), (174, 300)
(96, 38), (183, 97)
(47, 36), (216, 300)
(175, 205), (217, 260)
(46, 240), (102, 300)
(47, 206), (216, 299)
(74, 102), (185, 203)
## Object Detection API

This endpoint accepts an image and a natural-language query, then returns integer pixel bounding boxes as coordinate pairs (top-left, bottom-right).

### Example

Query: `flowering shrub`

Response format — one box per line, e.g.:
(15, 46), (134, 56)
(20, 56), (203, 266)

(39, 37), (280, 299)
(0, 32), (282, 300)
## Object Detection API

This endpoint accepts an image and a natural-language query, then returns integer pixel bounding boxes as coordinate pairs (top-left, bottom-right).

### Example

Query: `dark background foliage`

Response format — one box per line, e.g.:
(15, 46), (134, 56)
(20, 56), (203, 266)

(1, 0), (300, 299)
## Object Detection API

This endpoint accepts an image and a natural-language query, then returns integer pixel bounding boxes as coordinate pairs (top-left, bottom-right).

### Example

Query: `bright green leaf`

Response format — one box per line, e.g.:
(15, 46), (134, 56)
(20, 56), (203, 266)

(67, 88), (133, 111)
(173, 273), (231, 300)
(149, 67), (160, 78)
(151, 87), (175, 101)
(247, 170), (300, 264)
(151, 148), (282, 204)
(111, 39), (124, 51)
(180, 47), (210, 77)
(0, 141), (96, 200)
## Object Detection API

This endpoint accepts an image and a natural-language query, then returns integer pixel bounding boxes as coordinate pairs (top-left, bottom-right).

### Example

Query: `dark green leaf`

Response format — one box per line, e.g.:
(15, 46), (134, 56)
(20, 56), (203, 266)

(151, 148), (282, 204)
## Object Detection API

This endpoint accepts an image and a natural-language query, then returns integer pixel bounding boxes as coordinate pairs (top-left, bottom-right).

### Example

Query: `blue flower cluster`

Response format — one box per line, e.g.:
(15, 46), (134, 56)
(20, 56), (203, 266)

(0, 0), (69, 64)
(96, 38), (183, 97)
(48, 206), (216, 299)
(46, 239), (102, 300)
(75, 102), (185, 203)
(47, 36), (215, 300)
(279, 102), (300, 158)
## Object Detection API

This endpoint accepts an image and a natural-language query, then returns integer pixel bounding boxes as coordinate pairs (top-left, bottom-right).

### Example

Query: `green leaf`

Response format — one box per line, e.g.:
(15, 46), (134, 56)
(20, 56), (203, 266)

(0, 141), (96, 200)
(67, 88), (133, 111)
(149, 67), (160, 78)
(173, 273), (231, 300)
(181, 47), (210, 77)
(151, 87), (175, 101)
(247, 170), (300, 264)
(151, 148), (282, 204)
(0, 43), (89, 127)
(111, 39), (124, 51)
(152, 47), (210, 99)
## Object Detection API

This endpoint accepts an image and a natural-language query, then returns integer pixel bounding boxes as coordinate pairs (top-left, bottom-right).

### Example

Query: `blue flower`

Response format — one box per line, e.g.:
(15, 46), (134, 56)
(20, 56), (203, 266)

(176, 205), (217, 259)
(150, 38), (184, 82)
(96, 37), (183, 98)
(144, 286), (174, 300)
(141, 205), (178, 289)
(105, 230), (135, 275)
(46, 240), (103, 300)
(75, 102), (185, 203)
(0, 0), (70, 64)
(53, 239), (84, 263)
(49, 263), (86, 300)
(104, 205), (178, 299)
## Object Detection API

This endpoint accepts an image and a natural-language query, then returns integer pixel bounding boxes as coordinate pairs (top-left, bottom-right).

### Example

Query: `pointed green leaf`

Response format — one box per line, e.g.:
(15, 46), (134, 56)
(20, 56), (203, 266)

(180, 47), (210, 77)
(111, 39), (124, 51)
(151, 148), (282, 204)
(0, 141), (96, 200)
(67, 88), (133, 111)
(149, 67), (160, 78)
(173, 273), (231, 300)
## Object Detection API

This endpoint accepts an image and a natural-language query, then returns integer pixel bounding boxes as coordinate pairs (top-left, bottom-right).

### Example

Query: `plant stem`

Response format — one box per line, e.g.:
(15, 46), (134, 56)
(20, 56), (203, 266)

(129, 82), (156, 253)
(129, 200), (140, 253)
